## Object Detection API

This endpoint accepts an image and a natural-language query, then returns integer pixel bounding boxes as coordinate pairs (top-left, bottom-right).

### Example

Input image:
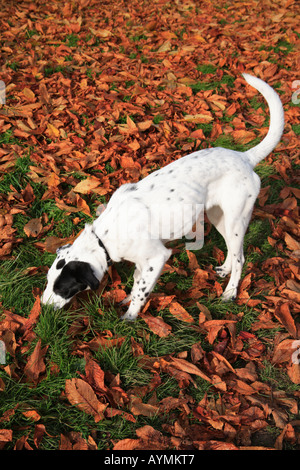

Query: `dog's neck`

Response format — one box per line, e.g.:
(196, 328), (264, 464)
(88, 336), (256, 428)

(91, 229), (112, 267)
(70, 224), (112, 280)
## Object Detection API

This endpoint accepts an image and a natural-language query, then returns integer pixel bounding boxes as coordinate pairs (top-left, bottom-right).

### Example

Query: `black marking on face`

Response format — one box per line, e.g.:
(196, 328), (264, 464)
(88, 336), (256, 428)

(53, 261), (99, 300)
(56, 259), (66, 270)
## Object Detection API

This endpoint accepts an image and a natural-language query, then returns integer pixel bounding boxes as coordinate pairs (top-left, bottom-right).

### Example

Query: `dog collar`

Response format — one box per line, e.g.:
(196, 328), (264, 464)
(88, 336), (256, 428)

(92, 230), (113, 267)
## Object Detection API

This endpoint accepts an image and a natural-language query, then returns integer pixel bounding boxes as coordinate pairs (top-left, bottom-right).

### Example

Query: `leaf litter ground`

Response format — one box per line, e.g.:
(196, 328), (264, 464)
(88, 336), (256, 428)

(0, 0), (300, 451)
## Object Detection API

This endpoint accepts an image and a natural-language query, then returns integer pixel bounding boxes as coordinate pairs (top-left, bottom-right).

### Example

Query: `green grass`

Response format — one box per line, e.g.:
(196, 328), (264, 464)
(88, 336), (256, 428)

(189, 73), (235, 94)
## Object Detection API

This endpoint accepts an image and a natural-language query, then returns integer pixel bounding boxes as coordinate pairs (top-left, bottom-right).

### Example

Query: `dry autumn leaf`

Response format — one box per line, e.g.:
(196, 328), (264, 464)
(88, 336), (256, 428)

(73, 177), (100, 194)
(65, 378), (107, 422)
(140, 313), (172, 337)
(23, 218), (43, 238)
(168, 301), (194, 323)
(24, 339), (47, 383)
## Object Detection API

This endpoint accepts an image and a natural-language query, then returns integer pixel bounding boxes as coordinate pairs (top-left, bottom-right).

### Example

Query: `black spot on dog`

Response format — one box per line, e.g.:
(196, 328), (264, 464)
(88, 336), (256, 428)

(56, 259), (66, 269)
(54, 261), (99, 300)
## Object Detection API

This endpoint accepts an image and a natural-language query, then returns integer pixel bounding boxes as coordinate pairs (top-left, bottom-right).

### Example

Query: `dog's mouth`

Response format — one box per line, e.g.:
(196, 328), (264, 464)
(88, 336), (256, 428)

(41, 289), (72, 310)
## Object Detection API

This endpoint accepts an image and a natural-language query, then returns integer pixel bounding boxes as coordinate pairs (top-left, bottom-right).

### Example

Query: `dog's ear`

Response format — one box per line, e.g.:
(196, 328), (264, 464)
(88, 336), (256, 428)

(67, 261), (100, 290)
(79, 263), (99, 290)
(54, 261), (100, 299)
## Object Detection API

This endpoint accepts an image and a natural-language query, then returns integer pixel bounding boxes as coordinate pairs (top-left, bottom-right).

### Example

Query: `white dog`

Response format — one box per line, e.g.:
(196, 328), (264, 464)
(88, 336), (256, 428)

(41, 74), (284, 320)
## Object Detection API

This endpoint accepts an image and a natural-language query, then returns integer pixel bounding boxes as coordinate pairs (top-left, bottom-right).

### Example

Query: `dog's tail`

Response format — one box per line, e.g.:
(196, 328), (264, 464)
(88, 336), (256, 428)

(242, 73), (284, 168)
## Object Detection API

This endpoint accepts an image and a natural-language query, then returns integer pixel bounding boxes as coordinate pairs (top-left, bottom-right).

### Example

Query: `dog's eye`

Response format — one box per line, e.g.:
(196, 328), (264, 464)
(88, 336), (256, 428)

(56, 259), (66, 269)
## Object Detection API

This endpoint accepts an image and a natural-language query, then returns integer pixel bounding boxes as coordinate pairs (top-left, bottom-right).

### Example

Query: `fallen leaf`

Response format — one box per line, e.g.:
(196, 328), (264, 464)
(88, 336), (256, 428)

(140, 314), (172, 337)
(65, 378), (107, 422)
(23, 218), (43, 238)
(24, 339), (47, 383)
(169, 301), (194, 323)
(170, 357), (211, 383)
(73, 177), (100, 194)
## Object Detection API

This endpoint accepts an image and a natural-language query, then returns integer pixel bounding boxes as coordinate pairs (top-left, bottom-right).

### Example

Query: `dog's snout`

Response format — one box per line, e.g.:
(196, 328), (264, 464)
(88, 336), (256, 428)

(41, 288), (68, 310)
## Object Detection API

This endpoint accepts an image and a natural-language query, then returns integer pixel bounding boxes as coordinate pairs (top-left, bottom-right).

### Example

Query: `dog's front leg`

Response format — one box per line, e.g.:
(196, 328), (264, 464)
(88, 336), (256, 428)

(119, 266), (141, 306)
(121, 247), (171, 322)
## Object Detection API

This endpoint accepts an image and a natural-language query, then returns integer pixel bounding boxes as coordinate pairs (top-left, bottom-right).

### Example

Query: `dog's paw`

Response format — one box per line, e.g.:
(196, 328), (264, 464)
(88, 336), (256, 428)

(221, 289), (237, 302)
(215, 266), (230, 278)
(120, 311), (138, 322)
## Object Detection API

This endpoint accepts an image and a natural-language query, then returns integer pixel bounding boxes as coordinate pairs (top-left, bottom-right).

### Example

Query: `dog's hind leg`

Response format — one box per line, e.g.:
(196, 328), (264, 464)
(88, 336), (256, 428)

(206, 205), (232, 277)
(221, 200), (255, 301)
(121, 242), (171, 321)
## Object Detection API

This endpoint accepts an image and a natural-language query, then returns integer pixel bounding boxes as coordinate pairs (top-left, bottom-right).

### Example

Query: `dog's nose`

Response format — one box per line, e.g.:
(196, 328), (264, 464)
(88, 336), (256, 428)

(41, 289), (60, 309)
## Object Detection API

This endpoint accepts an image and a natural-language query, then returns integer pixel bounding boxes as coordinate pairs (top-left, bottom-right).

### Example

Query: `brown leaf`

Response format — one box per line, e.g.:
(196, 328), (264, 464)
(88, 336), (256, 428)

(130, 337), (144, 357)
(232, 379), (256, 395)
(169, 301), (194, 323)
(284, 232), (300, 251)
(33, 424), (46, 449)
(39, 82), (51, 105)
(0, 429), (13, 448)
(140, 313), (172, 337)
(287, 363), (300, 384)
(84, 353), (107, 393)
(183, 113), (213, 123)
(103, 288), (127, 304)
(22, 296), (41, 336)
(46, 123), (60, 138)
(59, 431), (93, 450)
(24, 339), (47, 383)
(232, 129), (257, 143)
(274, 302), (297, 337)
(65, 378), (107, 422)
(113, 438), (139, 450)
(22, 410), (41, 421)
(272, 338), (297, 364)
(73, 177), (100, 194)
(130, 396), (159, 417)
(170, 357), (211, 383)
(204, 320), (237, 344)
(23, 218), (43, 237)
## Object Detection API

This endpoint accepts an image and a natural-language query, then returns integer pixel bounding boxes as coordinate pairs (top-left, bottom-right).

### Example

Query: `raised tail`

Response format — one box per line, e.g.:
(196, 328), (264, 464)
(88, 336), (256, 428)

(242, 73), (285, 168)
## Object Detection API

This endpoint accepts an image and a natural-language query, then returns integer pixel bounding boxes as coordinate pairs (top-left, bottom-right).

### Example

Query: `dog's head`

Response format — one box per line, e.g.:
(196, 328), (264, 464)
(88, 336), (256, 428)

(41, 226), (107, 309)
